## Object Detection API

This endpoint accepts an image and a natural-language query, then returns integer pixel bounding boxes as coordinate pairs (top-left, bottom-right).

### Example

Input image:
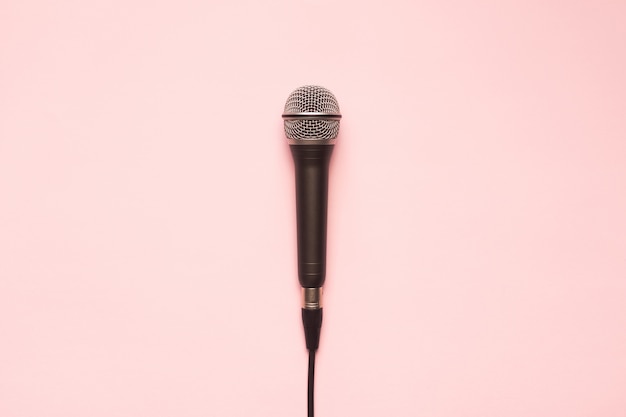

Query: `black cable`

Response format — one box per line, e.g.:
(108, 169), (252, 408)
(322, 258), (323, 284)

(302, 308), (322, 417)
(308, 349), (316, 417)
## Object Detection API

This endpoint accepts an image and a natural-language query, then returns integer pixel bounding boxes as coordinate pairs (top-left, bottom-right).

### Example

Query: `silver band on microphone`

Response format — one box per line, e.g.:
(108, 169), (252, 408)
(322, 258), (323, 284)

(282, 112), (342, 120)
(287, 138), (337, 145)
(302, 287), (323, 310)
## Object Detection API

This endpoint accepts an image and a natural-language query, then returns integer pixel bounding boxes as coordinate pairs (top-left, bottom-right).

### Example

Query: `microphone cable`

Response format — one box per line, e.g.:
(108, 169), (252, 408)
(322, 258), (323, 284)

(308, 349), (316, 417)
(303, 307), (322, 417)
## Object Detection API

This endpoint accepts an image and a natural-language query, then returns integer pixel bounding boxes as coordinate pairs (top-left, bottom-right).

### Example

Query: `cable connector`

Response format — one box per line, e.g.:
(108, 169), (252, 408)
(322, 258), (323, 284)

(302, 308), (323, 351)
(301, 287), (323, 351)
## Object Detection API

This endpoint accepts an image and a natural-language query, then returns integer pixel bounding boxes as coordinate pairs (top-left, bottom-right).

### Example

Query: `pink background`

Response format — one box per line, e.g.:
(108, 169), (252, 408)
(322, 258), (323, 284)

(1, 1), (625, 416)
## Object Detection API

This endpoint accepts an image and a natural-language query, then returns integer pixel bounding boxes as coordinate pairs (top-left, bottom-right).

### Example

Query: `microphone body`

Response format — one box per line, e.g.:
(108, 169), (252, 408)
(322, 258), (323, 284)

(291, 144), (334, 289)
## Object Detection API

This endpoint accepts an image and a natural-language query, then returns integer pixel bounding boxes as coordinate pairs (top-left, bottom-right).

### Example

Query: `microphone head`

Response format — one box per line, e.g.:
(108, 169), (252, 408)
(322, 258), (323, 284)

(282, 85), (341, 144)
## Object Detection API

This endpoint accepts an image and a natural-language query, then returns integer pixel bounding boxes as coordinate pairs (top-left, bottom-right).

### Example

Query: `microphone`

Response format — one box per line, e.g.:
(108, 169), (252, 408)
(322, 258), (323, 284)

(283, 85), (341, 417)
(283, 85), (341, 353)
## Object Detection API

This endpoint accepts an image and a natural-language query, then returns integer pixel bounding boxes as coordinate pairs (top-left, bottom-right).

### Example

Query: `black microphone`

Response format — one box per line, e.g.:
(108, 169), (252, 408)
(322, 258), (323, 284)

(283, 85), (341, 352)
(283, 85), (341, 417)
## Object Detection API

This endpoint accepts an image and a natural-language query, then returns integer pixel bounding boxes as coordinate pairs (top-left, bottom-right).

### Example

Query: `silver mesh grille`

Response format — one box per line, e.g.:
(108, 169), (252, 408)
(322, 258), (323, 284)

(283, 85), (341, 141)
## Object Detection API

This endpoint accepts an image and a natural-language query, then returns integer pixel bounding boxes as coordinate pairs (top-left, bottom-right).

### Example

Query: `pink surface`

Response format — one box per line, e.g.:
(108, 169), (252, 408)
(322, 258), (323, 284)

(1, 1), (626, 416)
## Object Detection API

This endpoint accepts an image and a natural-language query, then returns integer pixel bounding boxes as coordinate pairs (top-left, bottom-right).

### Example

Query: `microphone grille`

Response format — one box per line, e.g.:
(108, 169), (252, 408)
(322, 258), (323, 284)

(283, 85), (341, 142)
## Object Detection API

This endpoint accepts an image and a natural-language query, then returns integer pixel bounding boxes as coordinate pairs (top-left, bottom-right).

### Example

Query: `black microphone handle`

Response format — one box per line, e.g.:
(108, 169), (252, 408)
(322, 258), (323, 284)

(290, 144), (334, 288)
